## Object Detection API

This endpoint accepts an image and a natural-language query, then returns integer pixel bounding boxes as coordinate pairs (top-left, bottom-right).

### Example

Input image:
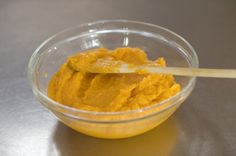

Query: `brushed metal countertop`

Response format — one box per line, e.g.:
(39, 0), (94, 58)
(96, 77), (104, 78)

(0, 0), (236, 155)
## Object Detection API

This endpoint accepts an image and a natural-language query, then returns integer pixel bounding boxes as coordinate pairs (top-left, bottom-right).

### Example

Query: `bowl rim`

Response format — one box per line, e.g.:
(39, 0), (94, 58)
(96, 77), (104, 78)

(28, 19), (199, 118)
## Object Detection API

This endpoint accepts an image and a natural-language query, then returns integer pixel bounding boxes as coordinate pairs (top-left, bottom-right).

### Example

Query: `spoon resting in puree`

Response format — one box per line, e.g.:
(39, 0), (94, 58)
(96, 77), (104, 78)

(48, 47), (181, 112)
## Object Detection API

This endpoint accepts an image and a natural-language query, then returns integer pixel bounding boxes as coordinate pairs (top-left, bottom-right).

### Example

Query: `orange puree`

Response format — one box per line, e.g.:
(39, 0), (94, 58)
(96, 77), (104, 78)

(48, 47), (181, 112)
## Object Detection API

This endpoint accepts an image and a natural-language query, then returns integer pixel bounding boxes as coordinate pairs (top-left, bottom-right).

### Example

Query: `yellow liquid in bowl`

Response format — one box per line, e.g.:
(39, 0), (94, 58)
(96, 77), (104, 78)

(52, 103), (180, 139)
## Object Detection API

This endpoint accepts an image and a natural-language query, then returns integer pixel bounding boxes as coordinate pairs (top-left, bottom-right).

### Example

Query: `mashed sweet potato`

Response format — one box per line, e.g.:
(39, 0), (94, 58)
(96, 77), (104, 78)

(48, 47), (181, 112)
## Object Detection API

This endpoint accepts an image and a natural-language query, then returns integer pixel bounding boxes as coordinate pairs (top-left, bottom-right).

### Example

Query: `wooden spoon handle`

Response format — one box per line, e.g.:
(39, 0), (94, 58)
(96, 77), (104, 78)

(119, 66), (236, 78)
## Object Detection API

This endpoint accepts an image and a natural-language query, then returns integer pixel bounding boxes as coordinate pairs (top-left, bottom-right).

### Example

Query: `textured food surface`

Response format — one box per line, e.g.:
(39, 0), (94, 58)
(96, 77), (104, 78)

(48, 47), (181, 112)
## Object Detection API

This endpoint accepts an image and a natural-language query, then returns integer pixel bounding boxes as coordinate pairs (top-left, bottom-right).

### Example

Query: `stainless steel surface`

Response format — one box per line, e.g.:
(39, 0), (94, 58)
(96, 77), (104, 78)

(0, 0), (235, 155)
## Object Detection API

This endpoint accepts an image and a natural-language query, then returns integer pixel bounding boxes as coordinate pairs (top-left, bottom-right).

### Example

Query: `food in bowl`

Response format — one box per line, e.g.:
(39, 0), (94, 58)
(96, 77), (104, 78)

(28, 20), (198, 139)
(48, 47), (181, 112)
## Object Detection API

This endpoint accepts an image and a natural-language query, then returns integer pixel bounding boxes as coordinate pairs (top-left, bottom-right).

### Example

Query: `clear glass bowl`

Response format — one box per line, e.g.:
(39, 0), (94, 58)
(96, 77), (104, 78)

(28, 20), (199, 139)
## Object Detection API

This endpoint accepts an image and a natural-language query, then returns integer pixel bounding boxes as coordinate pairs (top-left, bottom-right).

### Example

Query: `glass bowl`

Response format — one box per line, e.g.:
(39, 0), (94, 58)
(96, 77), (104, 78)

(28, 20), (199, 139)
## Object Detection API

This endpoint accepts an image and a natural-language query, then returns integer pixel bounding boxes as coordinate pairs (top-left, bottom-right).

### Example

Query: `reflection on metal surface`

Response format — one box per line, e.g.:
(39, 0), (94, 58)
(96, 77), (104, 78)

(45, 103), (226, 156)
(172, 104), (224, 156)
(47, 118), (178, 156)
